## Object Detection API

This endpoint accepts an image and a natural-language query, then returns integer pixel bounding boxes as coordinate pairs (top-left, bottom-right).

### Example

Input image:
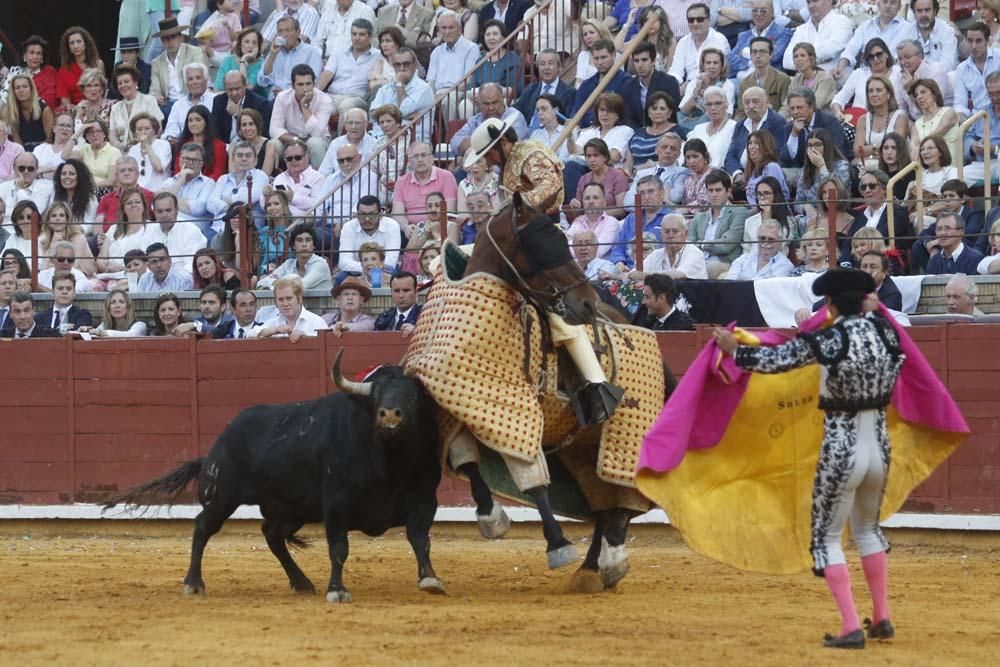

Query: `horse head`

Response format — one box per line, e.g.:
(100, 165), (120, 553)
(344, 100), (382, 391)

(465, 191), (600, 326)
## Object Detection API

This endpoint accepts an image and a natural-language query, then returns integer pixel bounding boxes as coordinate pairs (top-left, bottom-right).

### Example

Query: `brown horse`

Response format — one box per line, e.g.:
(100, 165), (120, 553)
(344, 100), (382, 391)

(433, 191), (672, 591)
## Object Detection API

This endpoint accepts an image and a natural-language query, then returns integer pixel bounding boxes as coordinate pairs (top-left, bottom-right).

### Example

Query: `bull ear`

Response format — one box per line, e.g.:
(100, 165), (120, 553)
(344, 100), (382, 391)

(331, 349), (372, 397)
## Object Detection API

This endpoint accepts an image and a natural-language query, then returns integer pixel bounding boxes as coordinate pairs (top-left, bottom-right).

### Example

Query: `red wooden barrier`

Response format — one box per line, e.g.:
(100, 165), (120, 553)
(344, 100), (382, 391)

(1, 327), (998, 513)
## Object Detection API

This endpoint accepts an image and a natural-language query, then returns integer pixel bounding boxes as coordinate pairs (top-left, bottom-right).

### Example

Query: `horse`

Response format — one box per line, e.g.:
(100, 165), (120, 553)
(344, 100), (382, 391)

(407, 191), (675, 592)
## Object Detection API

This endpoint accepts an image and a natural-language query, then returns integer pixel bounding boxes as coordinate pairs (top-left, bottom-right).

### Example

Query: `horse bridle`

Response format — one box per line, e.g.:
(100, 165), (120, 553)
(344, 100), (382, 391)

(483, 201), (589, 318)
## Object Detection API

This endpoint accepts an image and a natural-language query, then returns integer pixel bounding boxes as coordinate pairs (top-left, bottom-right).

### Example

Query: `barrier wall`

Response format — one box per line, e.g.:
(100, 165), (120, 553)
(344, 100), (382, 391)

(1, 326), (998, 513)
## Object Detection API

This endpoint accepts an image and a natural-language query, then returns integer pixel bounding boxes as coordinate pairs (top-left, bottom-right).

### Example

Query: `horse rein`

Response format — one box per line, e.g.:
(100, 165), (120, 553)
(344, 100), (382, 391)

(483, 202), (589, 319)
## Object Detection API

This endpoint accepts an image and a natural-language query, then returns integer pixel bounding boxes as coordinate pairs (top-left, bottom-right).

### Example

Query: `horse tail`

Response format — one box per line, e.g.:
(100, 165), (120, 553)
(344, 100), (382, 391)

(286, 534), (312, 550)
(101, 459), (205, 514)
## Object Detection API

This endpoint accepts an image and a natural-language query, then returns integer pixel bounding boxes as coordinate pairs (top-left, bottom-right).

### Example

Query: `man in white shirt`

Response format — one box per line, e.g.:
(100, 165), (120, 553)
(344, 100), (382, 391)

(259, 16), (325, 93)
(261, 0), (322, 45)
(257, 275), (328, 341)
(893, 38), (954, 120)
(781, 0), (852, 72)
(38, 243), (92, 292)
(208, 141), (270, 233)
(322, 146), (381, 237)
(834, 0), (911, 81)
(164, 143), (217, 240)
(0, 153), (53, 224)
(337, 194), (401, 280)
(318, 108), (379, 176)
(571, 230), (617, 280)
(163, 63), (218, 143)
(725, 219), (795, 280)
(632, 213), (708, 280)
(317, 18), (382, 124)
(427, 11), (481, 120)
(317, 0), (376, 58)
(953, 22), (1000, 119)
(142, 192), (208, 263)
(901, 0), (959, 72)
(669, 3), (731, 97)
(369, 48), (436, 144)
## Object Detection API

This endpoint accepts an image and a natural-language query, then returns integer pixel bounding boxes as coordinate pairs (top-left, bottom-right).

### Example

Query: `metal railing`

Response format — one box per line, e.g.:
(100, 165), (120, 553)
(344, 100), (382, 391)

(886, 160), (922, 250)
(956, 110), (993, 216)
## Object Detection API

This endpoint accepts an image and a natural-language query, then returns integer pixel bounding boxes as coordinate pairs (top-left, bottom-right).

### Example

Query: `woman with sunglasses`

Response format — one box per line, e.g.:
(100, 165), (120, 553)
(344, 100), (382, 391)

(127, 113), (172, 192)
(830, 39), (896, 121)
(1, 201), (42, 262)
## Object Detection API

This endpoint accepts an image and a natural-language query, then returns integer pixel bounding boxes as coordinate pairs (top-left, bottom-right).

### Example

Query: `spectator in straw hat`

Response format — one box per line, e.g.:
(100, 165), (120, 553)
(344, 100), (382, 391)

(324, 275), (375, 334)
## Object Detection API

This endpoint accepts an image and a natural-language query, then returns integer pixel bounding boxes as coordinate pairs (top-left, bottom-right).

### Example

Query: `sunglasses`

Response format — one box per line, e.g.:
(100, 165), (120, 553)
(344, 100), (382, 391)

(54, 256), (76, 263)
(687, 15), (707, 23)
(285, 154), (306, 162)
(860, 182), (881, 191)
(17, 165), (37, 173)
(337, 156), (358, 164)
(866, 51), (886, 61)
(140, 157), (146, 177)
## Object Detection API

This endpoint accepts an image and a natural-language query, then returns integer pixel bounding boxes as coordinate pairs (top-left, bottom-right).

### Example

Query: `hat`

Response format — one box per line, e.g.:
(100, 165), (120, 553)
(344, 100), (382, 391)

(114, 37), (142, 52)
(811, 268), (876, 297)
(331, 276), (372, 301)
(152, 16), (189, 38)
(464, 117), (513, 169)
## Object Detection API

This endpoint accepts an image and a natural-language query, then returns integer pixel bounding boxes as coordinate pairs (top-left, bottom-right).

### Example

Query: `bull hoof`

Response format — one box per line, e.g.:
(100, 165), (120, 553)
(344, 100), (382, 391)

(326, 590), (353, 604)
(418, 577), (447, 595)
(183, 583), (206, 596)
(567, 568), (604, 594)
(476, 504), (511, 539)
(546, 543), (579, 570)
(597, 537), (629, 589)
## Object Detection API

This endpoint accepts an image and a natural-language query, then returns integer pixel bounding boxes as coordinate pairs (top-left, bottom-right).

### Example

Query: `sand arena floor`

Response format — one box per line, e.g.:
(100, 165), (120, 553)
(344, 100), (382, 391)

(1, 520), (999, 666)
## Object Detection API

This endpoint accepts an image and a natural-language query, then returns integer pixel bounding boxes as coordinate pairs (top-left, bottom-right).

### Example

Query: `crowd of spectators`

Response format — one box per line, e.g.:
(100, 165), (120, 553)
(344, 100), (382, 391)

(1, 0), (999, 340)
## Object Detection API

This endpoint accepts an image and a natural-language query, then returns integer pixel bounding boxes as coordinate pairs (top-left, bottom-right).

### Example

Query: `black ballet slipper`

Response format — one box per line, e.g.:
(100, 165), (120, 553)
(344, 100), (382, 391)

(823, 629), (865, 649)
(863, 617), (895, 640)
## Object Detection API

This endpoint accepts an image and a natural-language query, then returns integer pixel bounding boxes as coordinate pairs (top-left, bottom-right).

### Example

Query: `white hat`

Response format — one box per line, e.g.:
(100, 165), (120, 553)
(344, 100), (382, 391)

(464, 117), (513, 169)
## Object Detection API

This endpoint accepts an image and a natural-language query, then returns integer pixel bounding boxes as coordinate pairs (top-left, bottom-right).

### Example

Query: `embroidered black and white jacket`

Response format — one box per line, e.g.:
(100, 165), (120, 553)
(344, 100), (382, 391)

(734, 314), (904, 412)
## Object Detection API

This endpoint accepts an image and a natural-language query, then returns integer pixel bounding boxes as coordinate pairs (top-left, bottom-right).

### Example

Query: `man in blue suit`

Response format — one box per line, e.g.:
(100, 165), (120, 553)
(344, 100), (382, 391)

(374, 272), (423, 333)
(478, 0), (530, 44)
(925, 213), (986, 275)
(779, 88), (850, 168)
(513, 49), (576, 128)
(912, 180), (987, 272)
(34, 271), (93, 332)
(619, 42), (682, 127)
(725, 86), (788, 179)
(571, 40), (633, 128)
(211, 71), (272, 143)
(726, 0), (793, 80)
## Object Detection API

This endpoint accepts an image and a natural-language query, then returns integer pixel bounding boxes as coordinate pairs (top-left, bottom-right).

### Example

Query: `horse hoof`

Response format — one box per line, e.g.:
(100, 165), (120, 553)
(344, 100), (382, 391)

(567, 568), (604, 594)
(598, 537), (629, 589)
(546, 543), (579, 570)
(418, 577), (447, 595)
(326, 590), (353, 604)
(183, 583), (205, 596)
(291, 581), (316, 595)
(476, 504), (511, 539)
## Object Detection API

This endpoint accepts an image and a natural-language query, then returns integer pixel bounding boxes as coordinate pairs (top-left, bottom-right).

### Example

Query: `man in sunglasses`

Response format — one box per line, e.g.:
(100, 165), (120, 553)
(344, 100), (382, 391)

(0, 153), (53, 225)
(781, 0), (852, 72)
(669, 3), (731, 98)
(38, 242), (93, 293)
(321, 145), (381, 242)
(833, 0), (911, 82)
(265, 138), (326, 218)
(848, 168), (914, 253)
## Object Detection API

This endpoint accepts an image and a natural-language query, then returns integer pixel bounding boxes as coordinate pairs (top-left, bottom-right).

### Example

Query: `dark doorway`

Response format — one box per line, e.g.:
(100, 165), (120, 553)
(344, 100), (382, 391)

(1, 1), (121, 74)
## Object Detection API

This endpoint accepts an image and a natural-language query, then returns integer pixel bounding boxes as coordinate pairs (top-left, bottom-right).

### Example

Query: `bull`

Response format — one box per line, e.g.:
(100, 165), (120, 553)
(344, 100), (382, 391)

(102, 351), (443, 603)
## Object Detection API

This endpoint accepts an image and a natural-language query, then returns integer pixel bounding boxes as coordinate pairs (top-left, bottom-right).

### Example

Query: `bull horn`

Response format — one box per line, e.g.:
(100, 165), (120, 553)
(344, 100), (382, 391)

(331, 349), (372, 397)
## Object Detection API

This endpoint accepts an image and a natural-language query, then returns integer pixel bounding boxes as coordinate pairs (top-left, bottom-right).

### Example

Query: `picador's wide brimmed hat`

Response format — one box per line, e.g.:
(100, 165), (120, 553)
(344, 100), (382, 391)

(464, 117), (513, 169)
(331, 276), (372, 301)
(812, 268), (876, 297)
(153, 17), (189, 38)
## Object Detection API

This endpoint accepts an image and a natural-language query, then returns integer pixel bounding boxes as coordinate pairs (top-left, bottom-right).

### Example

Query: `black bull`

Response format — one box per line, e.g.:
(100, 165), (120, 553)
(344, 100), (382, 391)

(102, 352), (443, 603)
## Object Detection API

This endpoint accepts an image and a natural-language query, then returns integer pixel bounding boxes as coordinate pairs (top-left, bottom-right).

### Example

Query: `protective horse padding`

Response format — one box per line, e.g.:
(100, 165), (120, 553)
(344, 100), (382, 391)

(404, 266), (665, 487)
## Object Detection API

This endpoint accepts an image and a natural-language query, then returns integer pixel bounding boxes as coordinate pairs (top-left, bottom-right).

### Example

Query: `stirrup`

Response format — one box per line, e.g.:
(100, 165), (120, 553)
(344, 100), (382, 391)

(570, 381), (624, 428)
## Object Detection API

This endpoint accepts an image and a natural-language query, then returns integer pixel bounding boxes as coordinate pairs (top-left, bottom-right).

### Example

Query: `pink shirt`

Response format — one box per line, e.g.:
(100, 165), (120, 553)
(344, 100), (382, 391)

(203, 11), (242, 55)
(566, 213), (621, 258)
(271, 166), (326, 216)
(393, 167), (458, 224)
(0, 140), (26, 182)
(269, 88), (333, 140)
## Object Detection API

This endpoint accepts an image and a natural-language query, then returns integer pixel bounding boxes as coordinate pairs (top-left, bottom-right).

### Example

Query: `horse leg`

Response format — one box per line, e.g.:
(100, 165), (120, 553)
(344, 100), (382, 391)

(525, 486), (578, 569)
(598, 507), (636, 589)
(568, 513), (607, 594)
(260, 515), (315, 594)
(405, 496), (446, 595)
(183, 500), (238, 596)
(323, 521), (352, 604)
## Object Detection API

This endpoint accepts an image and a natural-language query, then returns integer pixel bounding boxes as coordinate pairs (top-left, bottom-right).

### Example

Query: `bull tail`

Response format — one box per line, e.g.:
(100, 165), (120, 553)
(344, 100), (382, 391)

(101, 458), (205, 514)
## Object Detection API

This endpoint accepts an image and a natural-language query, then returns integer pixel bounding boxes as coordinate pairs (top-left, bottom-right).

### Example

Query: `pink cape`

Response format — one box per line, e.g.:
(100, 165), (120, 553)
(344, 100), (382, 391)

(637, 306), (969, 475)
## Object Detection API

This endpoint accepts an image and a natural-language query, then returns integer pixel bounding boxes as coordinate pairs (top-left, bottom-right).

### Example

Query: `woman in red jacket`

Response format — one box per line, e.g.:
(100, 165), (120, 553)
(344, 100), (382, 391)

(57, 27), (104, 109)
